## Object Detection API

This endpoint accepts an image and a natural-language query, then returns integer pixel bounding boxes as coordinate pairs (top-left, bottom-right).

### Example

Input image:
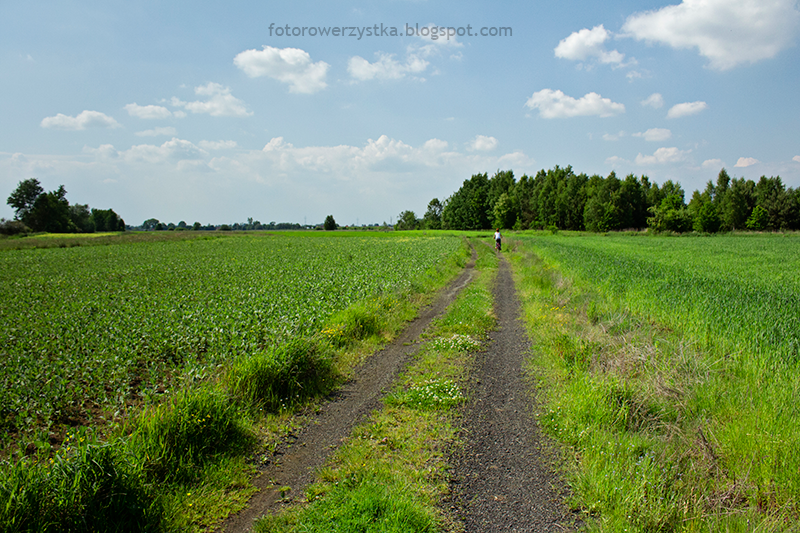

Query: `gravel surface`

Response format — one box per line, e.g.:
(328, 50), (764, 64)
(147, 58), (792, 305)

(445, 253), (577, 532)
(220, 251), (476, 533)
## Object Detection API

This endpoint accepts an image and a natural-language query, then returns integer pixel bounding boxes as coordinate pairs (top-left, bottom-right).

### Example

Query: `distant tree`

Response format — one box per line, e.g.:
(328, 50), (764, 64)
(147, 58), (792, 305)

(178, 221), (187, 229)
(7, 178), (44, 225)
(142, 218), (160, 231)
(70, 204), (95, 233)
(26, 185), (76, 233)
(219, 224), (232, 231)
(92, 208), (124, 231)
(647, 189), (692, 232)
(0, 218), (31, 236)
(192, 221), (201, 231)
(395, 210), (419, 230)
(422, 198), (443, 229)
(746, 205), (770, 230)
(492, 192), (516, 229)
(720, 178), (755, 230)
(441, 172), (491, 230)
(324, 215), (337, 231)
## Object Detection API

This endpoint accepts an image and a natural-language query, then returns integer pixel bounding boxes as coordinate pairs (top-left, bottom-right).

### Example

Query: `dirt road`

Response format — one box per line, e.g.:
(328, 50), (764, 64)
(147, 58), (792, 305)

(445, 253), (575, 532)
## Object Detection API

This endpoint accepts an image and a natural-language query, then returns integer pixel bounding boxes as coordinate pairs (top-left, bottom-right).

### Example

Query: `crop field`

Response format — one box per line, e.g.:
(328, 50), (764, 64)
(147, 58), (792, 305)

(0, 232), (463, 453)
(512, 232), (800, 530)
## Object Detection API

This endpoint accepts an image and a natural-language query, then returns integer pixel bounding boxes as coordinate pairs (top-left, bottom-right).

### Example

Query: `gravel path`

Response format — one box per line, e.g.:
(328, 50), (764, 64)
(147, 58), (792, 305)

(220, 251), (477, 533)
(445, 252), (576, 532)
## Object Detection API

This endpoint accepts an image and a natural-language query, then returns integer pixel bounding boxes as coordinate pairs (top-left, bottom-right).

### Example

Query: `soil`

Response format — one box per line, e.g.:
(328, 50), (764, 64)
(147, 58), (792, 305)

(220, 251), (477, 533)
(444, 253), (578, 532)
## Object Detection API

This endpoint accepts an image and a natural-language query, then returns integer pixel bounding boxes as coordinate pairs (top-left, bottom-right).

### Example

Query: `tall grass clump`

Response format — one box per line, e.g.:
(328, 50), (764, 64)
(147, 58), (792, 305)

(227, 338), (335, 412)
(0, 436), (164, 532)
(132, 387), (253, 484)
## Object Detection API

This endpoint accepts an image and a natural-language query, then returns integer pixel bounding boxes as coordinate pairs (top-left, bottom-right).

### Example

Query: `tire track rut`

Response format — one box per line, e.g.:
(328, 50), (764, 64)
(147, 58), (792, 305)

(446, 252), (575, 532)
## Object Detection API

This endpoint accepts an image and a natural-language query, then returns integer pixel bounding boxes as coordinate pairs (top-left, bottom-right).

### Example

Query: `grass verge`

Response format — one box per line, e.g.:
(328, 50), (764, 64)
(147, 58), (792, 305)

(253, 239), (497, 532)
(508, 234), (800, 532)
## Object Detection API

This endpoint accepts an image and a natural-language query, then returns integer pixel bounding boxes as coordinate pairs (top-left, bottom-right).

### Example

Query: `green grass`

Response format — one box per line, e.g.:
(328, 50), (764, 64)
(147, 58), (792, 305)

(254, 239), (498, 532)
(509, 232), (800, 531)
(0, 231), (470, 532)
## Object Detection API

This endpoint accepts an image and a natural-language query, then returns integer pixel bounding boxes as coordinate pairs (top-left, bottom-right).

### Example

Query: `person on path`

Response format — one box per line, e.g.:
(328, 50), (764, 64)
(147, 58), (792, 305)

(494, 228), (502, 251)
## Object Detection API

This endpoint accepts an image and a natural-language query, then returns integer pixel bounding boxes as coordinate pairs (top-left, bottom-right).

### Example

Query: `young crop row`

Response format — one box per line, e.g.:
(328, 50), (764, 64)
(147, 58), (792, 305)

(0, 233), (462, 453)
(527, 233), (800, 363)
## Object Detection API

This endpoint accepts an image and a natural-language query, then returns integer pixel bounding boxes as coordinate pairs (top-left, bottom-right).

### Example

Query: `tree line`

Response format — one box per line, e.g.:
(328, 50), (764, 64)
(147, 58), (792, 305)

(3, 178), (125, 235)
(396, 167), (800, 233)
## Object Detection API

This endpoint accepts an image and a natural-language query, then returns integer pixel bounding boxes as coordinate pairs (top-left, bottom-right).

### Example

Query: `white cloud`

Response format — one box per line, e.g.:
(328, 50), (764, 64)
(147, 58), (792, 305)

(198, 140), (238, 150)
(622, 0), (800, 70)
(555, 25), (628, 65)
(793, 155), (800, 163)
(41, 110), (121, 130)
(735, 157), (759, 167)
(171, 83), (252, 117)
(606, 155), (630, 166)
(603, 131), (625, 141)
(633, 128), (672, 141)
(702, 158), (725, 168)
(124, 103), (172, 119)
(641, 93), (664, 108)
(135, 127), (177, 137)
(667, 101), (707, 118)
(468, 135), (498, 151)
(348, 52), (429, 81)
(233, 46), (329, 94)
(525, 89), (625, 118)
(635, 146), (690, 165)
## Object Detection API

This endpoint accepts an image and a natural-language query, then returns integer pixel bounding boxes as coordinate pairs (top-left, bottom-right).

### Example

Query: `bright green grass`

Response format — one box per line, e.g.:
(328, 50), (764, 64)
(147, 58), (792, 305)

(0, 232), (462, 453)
(511, 233), (800, 531)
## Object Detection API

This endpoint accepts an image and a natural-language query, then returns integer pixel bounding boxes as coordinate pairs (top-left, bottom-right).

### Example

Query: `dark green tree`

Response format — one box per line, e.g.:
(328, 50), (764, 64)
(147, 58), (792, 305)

(395, 210), (419, 230)
(69, 204), (96, 233)
(422, 198), (443, 229)
(26, 185), (76, 233)
(7, 178), (44, 225)
(324, 215), (337, 231)
(92, 208), (124, 231)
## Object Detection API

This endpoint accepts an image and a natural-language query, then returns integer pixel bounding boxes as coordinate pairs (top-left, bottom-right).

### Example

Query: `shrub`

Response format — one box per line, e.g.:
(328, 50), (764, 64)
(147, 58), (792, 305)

(0, 219), (31, 236)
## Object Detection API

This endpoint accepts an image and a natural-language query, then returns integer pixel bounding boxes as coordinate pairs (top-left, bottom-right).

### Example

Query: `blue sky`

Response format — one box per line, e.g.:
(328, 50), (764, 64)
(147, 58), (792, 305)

(2, 0), (799, 226)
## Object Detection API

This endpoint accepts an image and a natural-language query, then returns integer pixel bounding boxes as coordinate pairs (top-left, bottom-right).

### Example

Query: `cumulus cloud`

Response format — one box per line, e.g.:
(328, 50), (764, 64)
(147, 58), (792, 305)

(41, 110), (121, 130)
(198, 140), (238, 150)
(667, 101), (707, 118)
(348, 52), (429, 81)
(603, 131), (625, 141)
(622, 0), (800, 70)
(641, 93), (664, 108)
(554, 25), (628, 65)
(525, 89), (625, 118)
(233, 46), (329, 94)
(135, 127), (177, 137)
(468, 135), (498, 151)
(792, 155), (800, 163)
(171, 83), (252, 117)
(125, 103), (172, 119)
(635, 146), (690, 165)
(702, 158), (725, 168)
(735, 157), (759, 167)
(633, 128), (672, 141)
